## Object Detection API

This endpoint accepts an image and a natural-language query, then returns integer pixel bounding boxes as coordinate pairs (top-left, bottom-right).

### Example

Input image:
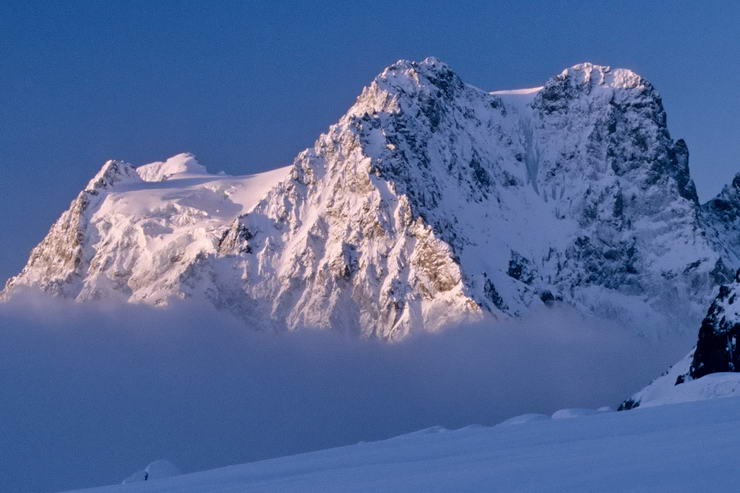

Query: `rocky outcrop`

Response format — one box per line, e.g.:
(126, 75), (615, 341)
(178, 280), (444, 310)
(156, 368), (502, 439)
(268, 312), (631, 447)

(2, 160), (140, 298)
(619, 271), (740, 410)
(688, 272), (740, 379)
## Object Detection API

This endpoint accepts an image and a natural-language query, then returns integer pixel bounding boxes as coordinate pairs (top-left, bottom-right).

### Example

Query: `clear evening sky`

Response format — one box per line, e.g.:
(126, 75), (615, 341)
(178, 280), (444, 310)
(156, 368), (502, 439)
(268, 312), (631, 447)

(1, 0), (738, 282)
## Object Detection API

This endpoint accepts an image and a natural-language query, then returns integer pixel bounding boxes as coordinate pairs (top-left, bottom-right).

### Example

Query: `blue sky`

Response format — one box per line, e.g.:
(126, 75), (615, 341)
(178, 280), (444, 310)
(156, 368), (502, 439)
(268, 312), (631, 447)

(1, 0), (739, 281)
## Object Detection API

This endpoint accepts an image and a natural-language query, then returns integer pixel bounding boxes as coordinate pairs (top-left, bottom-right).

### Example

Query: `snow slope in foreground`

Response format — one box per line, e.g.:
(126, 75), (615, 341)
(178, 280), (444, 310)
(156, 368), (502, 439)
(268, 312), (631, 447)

(623, 352), (740, 409)
(67, 396), (740, 493)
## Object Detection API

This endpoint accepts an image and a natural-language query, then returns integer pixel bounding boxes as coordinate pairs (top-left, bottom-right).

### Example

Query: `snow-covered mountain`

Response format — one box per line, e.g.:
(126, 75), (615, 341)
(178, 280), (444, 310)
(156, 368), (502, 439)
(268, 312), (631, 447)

(620, 272), (740, 409)
(4, 58), (738, 339)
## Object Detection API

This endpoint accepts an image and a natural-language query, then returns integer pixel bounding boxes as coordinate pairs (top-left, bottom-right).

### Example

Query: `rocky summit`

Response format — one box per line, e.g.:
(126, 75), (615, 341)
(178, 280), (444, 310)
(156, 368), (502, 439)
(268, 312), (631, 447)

(4, 58), (739, 340)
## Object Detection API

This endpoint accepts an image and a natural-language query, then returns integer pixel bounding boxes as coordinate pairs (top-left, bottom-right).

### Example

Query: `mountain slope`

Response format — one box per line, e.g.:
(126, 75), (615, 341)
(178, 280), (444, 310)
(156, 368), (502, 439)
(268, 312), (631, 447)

(3, 154), (291, 305)
(4, 58), (738, 338)
(66, 396), (740, 493)
(621, 272), (740, 409)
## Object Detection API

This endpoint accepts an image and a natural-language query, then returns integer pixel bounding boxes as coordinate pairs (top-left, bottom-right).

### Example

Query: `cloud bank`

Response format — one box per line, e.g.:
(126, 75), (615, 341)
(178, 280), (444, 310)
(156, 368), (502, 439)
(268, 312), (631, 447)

(0, 294), (693, 492)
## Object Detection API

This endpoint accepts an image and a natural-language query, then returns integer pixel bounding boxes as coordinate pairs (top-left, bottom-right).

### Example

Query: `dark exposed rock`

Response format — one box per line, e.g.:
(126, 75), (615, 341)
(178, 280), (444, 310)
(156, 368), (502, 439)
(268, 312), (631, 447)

(218, 221), (254, 255)
(617, 398), (639, 411)
(484, 277), (508, 312)
(688, 271), (740, 380)
(539, 290), (562, 307)
(507, 251), (535, 285)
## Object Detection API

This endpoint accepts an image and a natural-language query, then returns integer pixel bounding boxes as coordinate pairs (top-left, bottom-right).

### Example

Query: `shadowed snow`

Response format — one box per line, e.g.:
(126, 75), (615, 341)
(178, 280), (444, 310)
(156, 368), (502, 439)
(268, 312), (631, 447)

(0, 293), (691, 492)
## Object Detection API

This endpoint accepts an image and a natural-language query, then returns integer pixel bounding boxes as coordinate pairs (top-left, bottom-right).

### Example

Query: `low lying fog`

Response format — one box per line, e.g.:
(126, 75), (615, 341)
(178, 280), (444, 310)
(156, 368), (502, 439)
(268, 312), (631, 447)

(0, 294), (693, 493)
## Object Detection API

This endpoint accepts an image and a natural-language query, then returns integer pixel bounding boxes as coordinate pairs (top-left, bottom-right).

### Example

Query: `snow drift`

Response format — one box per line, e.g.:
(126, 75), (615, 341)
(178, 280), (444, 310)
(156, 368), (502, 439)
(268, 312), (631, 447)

(63, 395), (740, 493)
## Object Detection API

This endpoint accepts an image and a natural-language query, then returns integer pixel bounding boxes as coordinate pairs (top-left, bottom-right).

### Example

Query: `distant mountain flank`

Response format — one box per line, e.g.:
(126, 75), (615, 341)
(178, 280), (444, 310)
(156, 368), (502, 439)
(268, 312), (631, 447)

(620, 270), (740, 410)
(4, 58), (739, 339)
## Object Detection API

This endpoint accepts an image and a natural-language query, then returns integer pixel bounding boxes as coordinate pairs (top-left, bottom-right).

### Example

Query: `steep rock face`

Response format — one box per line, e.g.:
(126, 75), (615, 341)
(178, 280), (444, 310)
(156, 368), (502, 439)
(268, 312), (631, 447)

(211, 59), (728, 336)
(702, 173), (740, 267)
(619, 273), (740, 410)
(520, 63), (721, 334)
(3, 160), (140, 298)
(688, 273), (740, 379)
(3, 153), (292, 306)
(199, 63), (483, 338)
(3, 58), (739, 339)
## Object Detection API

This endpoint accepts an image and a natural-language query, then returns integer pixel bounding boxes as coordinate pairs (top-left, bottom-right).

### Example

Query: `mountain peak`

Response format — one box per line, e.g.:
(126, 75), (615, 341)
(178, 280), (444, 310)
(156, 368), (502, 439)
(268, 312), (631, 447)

(555, 62), (649, 91)
(85, 160), (139, 192)
(347, 57), (465, 120)
(136, 153), (207, 182)
(731, 172), (740, 190)
(5, 59), (738, 341)
(381, 56), (454, 78)
(374, 57), (461, 96)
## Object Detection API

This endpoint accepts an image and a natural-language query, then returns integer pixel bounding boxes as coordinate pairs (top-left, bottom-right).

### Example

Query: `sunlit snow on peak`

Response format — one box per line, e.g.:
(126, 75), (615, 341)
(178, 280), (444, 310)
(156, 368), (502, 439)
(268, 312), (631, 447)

(558, 62), (646, 90)
(137, 152), (208, 182)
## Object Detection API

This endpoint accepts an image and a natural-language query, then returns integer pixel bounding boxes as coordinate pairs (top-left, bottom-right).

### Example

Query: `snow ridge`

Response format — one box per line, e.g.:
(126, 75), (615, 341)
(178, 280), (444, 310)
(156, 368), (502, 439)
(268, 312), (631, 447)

(136, 153), (208, 182)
